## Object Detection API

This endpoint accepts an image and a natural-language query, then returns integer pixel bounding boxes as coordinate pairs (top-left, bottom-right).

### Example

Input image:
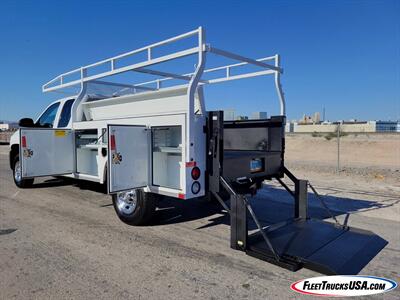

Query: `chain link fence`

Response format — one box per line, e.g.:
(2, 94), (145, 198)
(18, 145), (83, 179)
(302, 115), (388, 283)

(284, 131), (398, 178)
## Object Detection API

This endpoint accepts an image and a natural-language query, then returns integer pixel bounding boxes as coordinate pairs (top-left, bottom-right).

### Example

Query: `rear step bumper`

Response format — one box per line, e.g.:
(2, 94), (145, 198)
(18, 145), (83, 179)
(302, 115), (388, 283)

(247, 219), (388, 275)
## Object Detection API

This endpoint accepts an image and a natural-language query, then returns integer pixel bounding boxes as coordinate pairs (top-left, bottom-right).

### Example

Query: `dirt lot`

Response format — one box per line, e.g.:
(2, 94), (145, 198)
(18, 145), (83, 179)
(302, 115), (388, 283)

(285, 133), (400, 169)
(0, 141), (399, 299)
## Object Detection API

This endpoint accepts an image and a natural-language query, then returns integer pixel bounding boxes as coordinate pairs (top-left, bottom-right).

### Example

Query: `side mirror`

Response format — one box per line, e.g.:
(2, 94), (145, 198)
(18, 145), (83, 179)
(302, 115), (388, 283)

(19, 118), (34, 127)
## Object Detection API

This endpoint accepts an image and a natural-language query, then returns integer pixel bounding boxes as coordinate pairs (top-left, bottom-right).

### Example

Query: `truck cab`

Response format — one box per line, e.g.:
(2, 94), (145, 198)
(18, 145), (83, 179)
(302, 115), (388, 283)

(9, 97), (76, 184)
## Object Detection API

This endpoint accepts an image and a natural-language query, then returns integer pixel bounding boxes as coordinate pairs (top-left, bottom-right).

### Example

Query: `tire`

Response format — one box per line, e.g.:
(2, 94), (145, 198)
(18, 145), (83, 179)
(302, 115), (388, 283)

(112, 189), (156, 225)
(12, 154), (34, 188)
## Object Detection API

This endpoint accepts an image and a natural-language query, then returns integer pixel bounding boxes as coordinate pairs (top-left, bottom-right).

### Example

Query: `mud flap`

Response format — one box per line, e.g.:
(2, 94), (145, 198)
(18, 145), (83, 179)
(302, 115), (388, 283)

(247, 219), (387, 275)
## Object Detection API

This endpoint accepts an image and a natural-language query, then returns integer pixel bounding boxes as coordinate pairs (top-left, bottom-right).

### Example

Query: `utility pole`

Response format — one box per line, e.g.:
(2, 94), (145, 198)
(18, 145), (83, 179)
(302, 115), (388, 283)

(337, 123), (340, 174)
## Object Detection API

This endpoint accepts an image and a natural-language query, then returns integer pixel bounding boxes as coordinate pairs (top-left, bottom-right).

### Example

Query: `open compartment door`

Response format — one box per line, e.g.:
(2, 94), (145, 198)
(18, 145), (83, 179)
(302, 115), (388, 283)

(20, 128), (75, 178)
(107, 125), (149, 194)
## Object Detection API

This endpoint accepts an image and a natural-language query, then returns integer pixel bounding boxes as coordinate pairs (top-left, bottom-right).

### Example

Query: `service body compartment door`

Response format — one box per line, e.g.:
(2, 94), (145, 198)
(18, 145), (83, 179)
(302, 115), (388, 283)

(20, 128), (74, 178)
(107, 125), (149, 193)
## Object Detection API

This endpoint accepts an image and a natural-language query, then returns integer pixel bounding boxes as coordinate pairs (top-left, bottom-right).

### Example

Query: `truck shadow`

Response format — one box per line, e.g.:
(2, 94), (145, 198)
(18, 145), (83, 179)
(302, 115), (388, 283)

(29, 177), (108, 193)
(27, 177), (397, 229)
(0, 228), (17, 236)
(154, 185), (398, 229)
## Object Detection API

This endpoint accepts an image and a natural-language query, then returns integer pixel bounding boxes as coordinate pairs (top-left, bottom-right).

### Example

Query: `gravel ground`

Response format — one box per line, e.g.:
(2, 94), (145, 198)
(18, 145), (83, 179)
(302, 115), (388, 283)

(0, 145), (399, 299)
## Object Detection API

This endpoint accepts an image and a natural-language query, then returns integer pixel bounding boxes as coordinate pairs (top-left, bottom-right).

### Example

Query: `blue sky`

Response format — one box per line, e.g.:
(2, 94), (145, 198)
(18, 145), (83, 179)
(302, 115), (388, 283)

(0, 0), (398, 122)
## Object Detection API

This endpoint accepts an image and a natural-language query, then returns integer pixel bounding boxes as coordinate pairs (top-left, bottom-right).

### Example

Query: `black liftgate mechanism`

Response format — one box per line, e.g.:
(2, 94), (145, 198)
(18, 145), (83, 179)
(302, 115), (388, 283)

(206, 111), (387, 275)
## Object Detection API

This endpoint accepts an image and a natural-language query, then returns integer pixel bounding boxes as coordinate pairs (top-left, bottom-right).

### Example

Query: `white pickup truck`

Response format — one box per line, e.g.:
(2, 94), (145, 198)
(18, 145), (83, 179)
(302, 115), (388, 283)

(9, 27), (286, 226)
(9, 86), (206, 225)
(8, 28), (387, 275)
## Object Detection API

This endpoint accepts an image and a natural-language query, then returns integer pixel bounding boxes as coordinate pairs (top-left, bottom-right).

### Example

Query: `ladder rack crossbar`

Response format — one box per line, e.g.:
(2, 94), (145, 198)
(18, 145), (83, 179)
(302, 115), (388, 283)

(91, 80), (156, 91)
(133, 55), (278, 89)
(207, 46), (281, 72)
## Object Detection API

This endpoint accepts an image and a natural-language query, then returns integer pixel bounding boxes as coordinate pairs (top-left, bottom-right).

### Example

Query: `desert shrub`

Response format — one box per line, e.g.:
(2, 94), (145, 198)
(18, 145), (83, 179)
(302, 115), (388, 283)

(323, 128), (348, 140)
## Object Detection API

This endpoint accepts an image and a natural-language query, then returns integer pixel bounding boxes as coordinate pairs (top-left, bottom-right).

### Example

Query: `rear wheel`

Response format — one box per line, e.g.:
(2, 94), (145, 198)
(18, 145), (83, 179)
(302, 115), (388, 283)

(13, 155), (34, 188)
(112, 189), (156, 225)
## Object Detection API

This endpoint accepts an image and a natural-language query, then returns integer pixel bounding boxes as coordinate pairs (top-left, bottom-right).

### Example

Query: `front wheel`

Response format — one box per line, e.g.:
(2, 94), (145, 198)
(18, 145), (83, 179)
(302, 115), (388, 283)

(112, 189), (156, 225)
(13, 155), (34, 188)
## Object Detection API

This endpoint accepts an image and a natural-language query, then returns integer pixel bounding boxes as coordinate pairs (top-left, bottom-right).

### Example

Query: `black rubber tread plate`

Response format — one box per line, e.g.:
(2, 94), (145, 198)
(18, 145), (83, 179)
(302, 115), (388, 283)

(304, 226), (388, 274)
(247, 219), (387, 274)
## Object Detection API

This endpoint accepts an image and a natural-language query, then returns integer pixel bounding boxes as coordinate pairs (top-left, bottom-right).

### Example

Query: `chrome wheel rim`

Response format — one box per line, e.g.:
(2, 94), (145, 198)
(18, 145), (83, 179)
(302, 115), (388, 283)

(14, 160), (22, 183)
(116, 190), (137, 215)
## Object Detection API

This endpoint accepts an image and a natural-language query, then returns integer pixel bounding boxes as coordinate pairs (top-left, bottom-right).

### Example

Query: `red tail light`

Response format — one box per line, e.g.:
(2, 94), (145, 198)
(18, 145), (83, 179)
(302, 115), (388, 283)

(191, 167), (200, 180)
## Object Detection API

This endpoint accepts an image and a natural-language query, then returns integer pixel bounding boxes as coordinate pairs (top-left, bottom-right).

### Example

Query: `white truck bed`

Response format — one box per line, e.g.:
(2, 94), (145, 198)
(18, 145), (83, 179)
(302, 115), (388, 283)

(81, 86), (202, 121)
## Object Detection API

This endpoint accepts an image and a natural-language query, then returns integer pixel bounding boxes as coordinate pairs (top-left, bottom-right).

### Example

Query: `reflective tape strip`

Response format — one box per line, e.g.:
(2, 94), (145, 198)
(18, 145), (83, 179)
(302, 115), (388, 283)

(185, 161), (196, 167)
(110, 134), (116, 151)
(21, 136), (27, 148)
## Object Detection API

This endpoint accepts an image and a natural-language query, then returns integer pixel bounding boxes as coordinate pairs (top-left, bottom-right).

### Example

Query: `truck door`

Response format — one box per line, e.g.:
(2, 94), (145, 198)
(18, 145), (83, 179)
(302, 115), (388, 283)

(107, 125), (149, 193)
(20, 128), (75, 178)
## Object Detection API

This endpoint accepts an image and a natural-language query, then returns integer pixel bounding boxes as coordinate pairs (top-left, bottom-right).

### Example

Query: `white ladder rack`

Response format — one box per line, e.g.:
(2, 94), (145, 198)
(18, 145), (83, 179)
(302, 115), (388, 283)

(42, 27), (285, 115)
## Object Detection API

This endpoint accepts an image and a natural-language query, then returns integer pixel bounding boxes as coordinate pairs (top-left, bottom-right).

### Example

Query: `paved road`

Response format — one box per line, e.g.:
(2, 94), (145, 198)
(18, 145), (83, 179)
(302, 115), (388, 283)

(0, 145), (399, 299)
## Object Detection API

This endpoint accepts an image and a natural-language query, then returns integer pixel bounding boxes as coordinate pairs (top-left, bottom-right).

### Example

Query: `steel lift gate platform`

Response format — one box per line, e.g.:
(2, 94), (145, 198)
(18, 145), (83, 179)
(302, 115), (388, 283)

(206, 111), (387, 275)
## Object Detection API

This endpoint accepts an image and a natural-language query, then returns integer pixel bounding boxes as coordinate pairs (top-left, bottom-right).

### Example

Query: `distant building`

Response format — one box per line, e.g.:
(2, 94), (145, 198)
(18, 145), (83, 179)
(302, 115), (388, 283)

(313, 112), (321, 124)
(298, 112), (321, 124)
(285, 120), (400, 133)
(0, 122), (18, 131)
(251, 112), (268, 120)
(224, 109), (235, 121)
(373, 121), (400, 132)
(285, 122), (294, 133)
(236, 115), (249, 121)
